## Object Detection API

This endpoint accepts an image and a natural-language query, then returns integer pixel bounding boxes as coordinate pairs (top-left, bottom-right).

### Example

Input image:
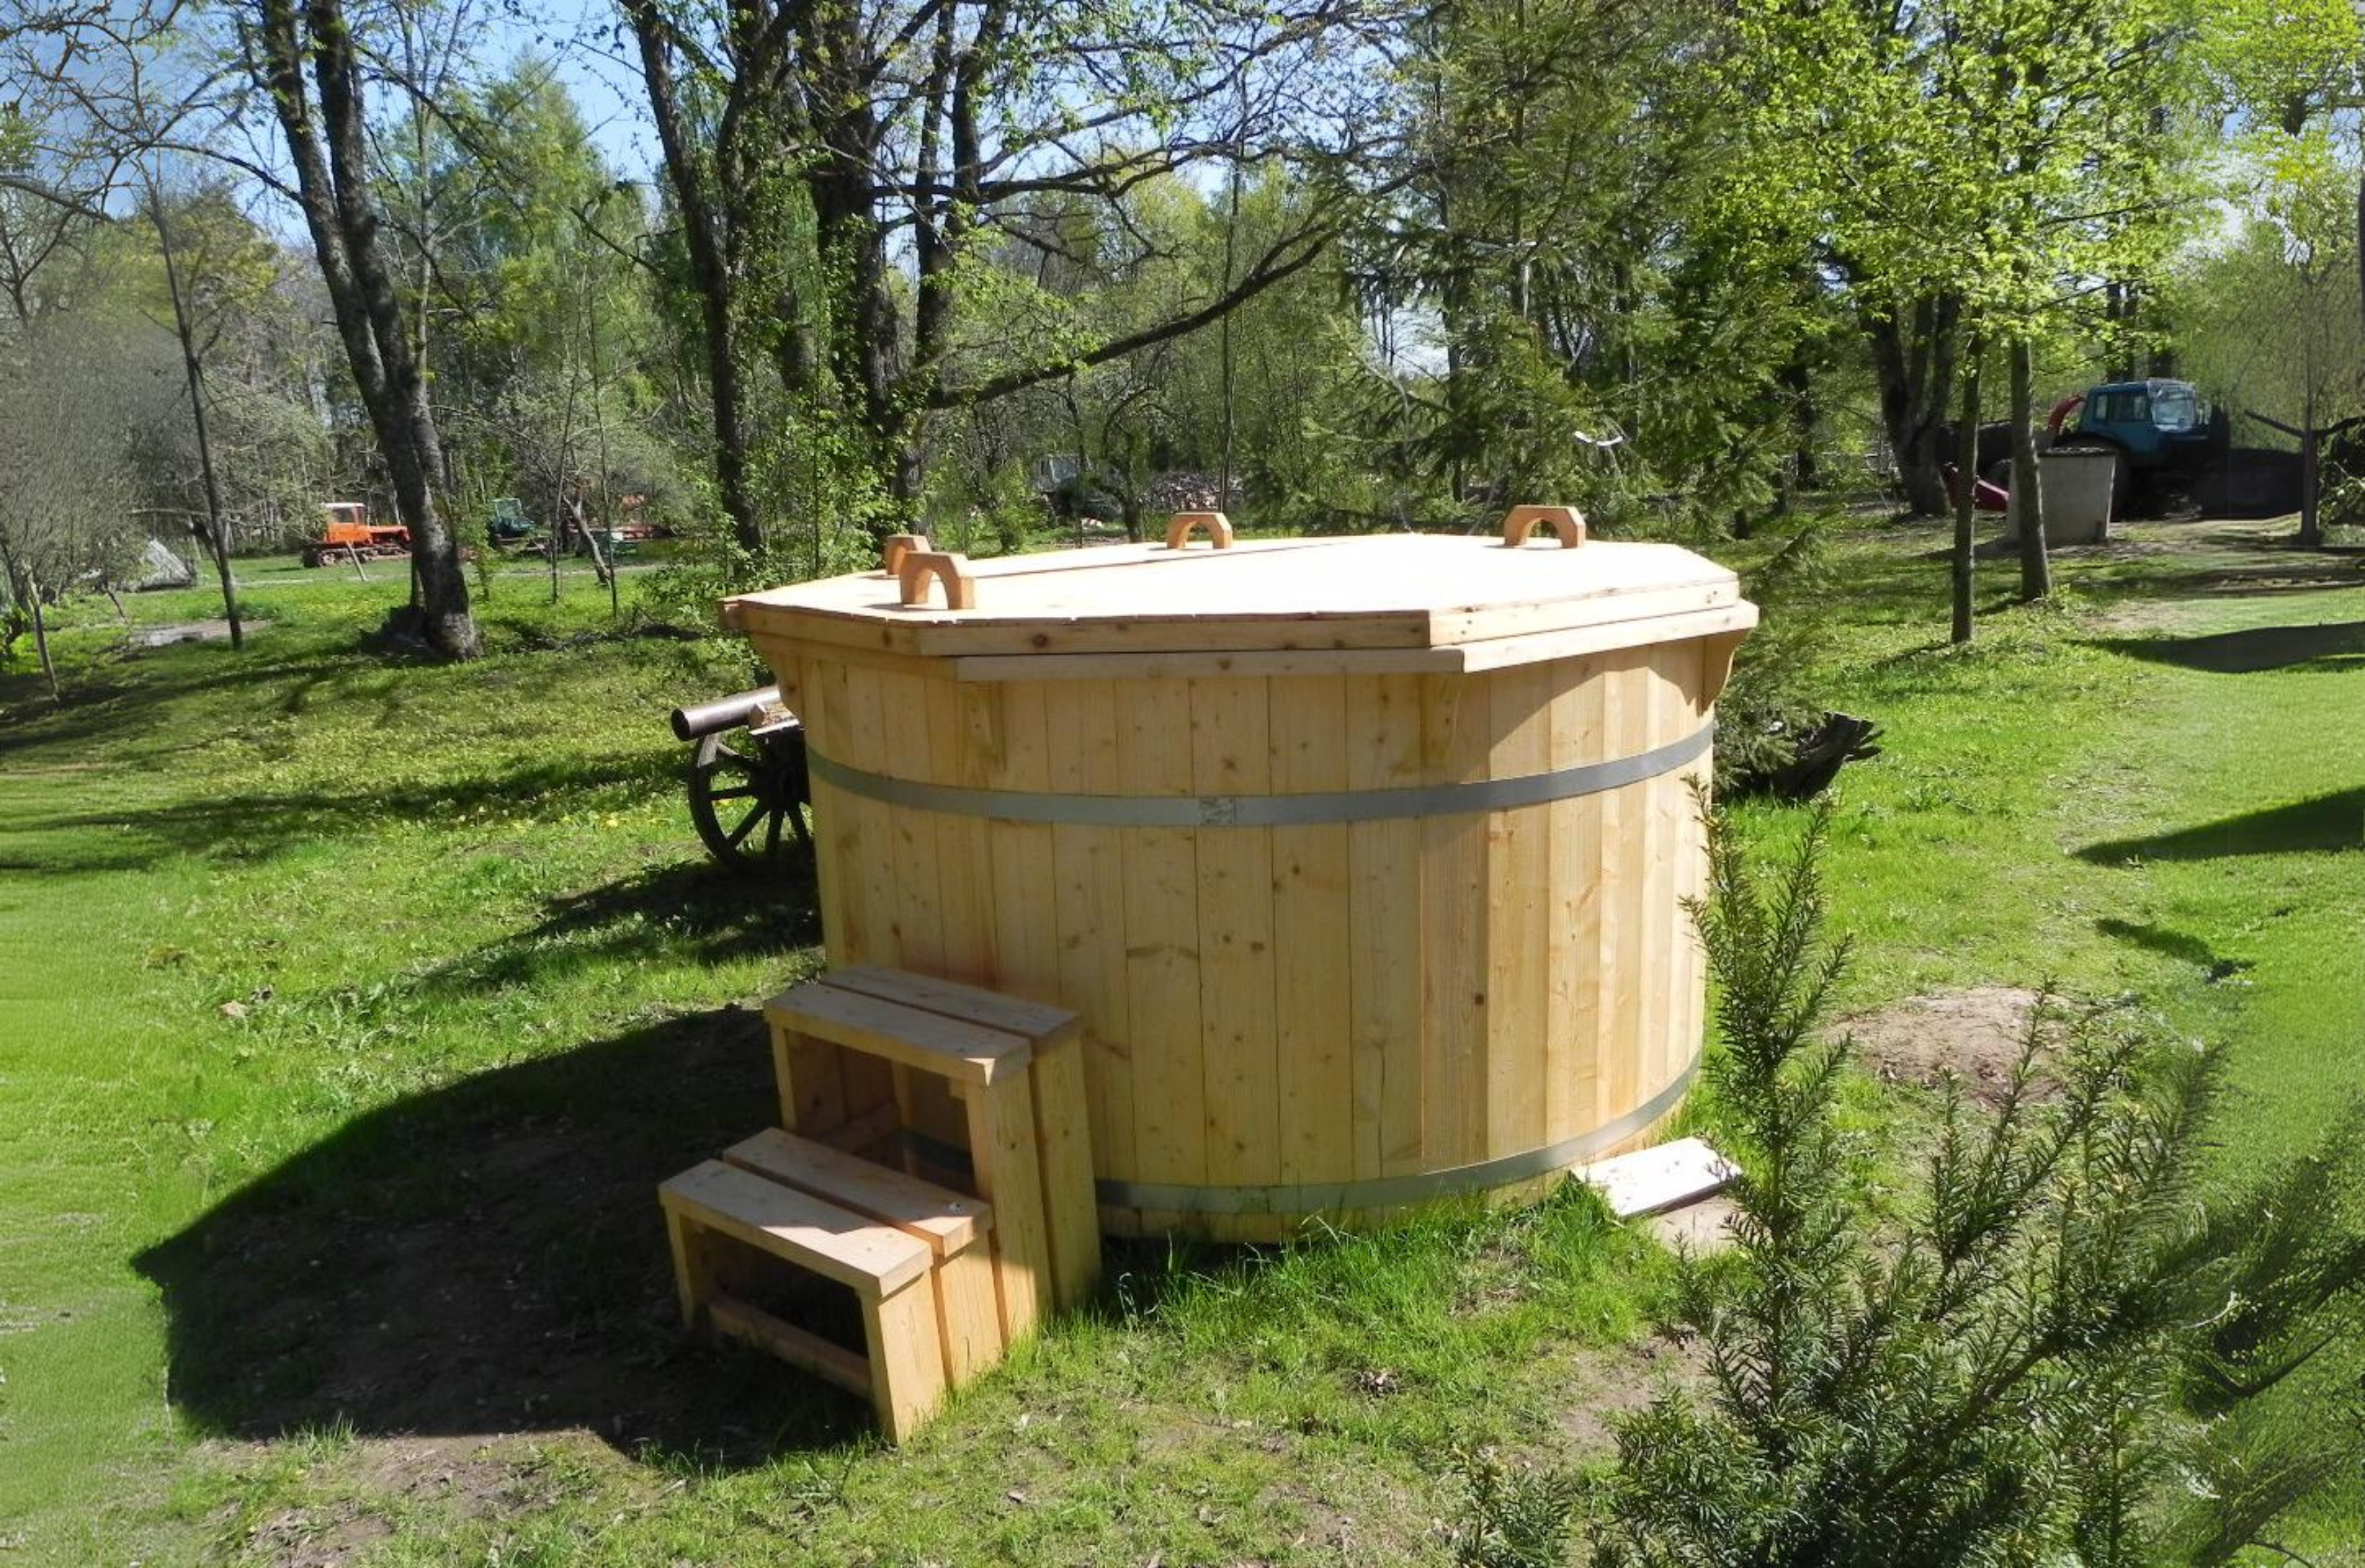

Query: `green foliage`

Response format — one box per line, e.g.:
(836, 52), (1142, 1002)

(1714, 526), (1840, 792)
(1453, 1450), (1587, 1568)
(1580, 805), (2365, 1568)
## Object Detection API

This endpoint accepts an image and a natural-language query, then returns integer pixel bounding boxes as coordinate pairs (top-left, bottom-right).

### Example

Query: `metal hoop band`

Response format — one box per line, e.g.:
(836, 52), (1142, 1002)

(1094, 1060), (1699, 1215)
(808, 721), (1711, 829)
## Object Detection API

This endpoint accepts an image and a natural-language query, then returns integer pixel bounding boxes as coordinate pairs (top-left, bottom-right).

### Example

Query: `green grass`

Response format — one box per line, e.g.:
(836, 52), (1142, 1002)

(2, 518), (2361, 1563)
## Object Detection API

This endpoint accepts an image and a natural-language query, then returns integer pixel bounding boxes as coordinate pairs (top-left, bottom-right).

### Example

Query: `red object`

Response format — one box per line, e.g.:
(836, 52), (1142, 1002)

(2046, 393), (2085, 438)
(1942, 464), (2010, 513)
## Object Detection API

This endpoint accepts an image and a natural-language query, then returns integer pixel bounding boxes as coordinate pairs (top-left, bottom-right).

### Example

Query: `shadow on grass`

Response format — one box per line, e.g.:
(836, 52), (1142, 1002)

(2090, 621), (2365, 674)
(2078, 790), (2365, 864)
(2094, 917), (2255, 982)
(1, 750), (681, 877)
(133, 1003), (874, 1465)
(420, 857), (822, 995)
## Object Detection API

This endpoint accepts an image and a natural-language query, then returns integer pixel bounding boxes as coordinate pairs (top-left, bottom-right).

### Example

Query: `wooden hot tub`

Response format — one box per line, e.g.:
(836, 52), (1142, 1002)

(726, 512), (1756, 1241)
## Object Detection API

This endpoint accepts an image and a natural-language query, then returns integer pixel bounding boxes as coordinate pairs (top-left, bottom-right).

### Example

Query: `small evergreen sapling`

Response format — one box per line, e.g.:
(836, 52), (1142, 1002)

(1584, 804), (2365, 1568)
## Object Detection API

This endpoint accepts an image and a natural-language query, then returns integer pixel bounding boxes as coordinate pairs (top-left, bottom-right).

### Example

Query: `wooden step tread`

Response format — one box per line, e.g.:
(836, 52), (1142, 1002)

(660, 1160), (931, 1297)
(824, 965), (1081, 1048)
(765, 980), (1033, 1087)
(724, 1128), (990, 1255)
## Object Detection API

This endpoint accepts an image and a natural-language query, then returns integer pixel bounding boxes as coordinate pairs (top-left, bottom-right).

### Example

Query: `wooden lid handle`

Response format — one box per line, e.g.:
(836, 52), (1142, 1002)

(881, 531), (932, 576)
(1165, 511), (1234, 550)
(1502, 506), (1586, 549)
(897, 550), (976, 609)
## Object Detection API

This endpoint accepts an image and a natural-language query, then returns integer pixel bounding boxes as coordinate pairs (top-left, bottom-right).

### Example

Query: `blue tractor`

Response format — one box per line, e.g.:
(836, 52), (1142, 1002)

(2044, 378), (2227, 514)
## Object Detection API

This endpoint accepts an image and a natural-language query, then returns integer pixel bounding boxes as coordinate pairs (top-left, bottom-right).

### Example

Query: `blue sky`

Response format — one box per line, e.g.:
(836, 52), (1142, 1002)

(485, 0), (658, 180)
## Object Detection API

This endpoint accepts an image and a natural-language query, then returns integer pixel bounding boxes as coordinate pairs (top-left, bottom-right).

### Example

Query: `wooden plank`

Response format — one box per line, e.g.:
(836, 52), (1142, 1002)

(795, 654), (852, 961)
(1347, 674), (1425, 1178)
(1269, 675), (1353, 1186)
(830, 658), (905, 971)
(1638, 645), (1680, 1102)
(822, 969), (1077, 1051)
(1029, 1036), (1104, 1312)
(1116, 676), (1205, 1189)
(1545, 659), (1606, 1145)
(765, 982), (1032, 1087)
(872, 668), (948, 976)
(730, 536), (1744, 660)
(943, 602), (1762, 682)
(810, 658), (866, 963)
(708, 1295), (873, 1396)
(772, 1022), (848, 1137)
(1484, 661), (1553, 1160)
(658, 1161), (932, 1298)
(1598, 654), (1649, 1131)
(722, 1127), (989, 1254)
(1578, 1136), (1735, 1219)
(926, 674), (998, 986)
(1418, 672), (1491, 1168)
(1193, 677), (1279, 1190)
(932, 1241), (1006, 1386)
(980, 683), (1065, 1015)
(863, 1277), (949, 1443)
(1425, 579), (1743, 651)
(1452, 602), (1757, 674)
(664, 1207), (707, 1328)
(1047, 680), (1136, 1182)
(966, 1072), (1052, 1343)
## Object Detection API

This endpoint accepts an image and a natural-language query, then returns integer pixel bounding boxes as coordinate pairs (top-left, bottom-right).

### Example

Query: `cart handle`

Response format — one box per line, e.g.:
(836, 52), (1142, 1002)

(1164, 511), (1234, 550)
(1502, 505), (1587, 549)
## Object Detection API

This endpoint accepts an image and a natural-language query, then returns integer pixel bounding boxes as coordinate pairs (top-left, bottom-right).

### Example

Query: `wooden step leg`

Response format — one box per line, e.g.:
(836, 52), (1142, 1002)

(965, 1072), (1051, 1344)
(1030, 1035), (1102, 1312)
(935, 1243), (1003, 1386)
(664, 1207), (712, 1330)
(863, 1274), (948, 1443)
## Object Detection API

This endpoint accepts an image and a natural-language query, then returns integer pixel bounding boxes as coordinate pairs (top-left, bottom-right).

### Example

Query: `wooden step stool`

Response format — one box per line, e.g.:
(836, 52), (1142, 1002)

(721, 1127), (1003, 1386)
(658, 1159), (947, 1442)
(763, 965), (1101, 1343)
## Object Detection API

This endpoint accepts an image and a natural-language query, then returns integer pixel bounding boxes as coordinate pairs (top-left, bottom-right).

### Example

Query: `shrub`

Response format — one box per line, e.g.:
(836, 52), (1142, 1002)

(1568, 805), (2365, 1568)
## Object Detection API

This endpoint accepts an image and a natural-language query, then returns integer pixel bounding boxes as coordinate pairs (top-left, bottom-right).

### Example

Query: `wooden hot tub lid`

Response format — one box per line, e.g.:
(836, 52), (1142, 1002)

(725, 531), (1753, 675)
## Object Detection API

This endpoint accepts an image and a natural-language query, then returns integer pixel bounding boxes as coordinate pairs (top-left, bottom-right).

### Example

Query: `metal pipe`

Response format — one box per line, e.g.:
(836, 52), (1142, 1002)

(669, 684), (782, 742)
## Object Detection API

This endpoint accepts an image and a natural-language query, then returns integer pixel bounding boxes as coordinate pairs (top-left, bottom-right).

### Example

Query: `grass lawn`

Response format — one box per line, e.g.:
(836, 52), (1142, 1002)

(1, 518), (2360, 1564)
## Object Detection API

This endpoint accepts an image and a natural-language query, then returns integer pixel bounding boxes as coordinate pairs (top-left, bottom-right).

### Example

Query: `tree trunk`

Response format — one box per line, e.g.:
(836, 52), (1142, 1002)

(26, 570), (56, 700)
(2010, 338), (2050, 600)
(2299, 411), (2322, 549)
(625, 0), (766, 556)
(1953, 341), (1980, 645)
(149, 185), (243, 651)
(1865, 292), (1961, 517)
(254, 0), (477, 658)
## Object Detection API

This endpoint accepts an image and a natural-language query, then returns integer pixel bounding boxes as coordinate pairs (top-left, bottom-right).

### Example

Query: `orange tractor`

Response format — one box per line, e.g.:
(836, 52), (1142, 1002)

(300, 502), (411, 567)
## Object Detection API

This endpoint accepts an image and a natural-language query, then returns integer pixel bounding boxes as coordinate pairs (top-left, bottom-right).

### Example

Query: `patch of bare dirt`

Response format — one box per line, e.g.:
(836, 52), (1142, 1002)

(1547, 1335), (1703, 1456)
(126, 619), (269, 649)
(1644, 1194), (1738, 1255)
(1837, 986), (2050, 1106)
(217, 1434), (582, 1567)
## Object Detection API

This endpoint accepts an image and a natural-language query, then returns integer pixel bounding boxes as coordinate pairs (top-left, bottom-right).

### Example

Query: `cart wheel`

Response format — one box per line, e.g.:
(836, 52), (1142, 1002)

(688, 725), (812, 874)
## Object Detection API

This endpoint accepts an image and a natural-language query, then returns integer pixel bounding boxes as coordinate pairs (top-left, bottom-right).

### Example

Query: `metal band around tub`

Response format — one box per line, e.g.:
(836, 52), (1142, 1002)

(1095, 1059), (1698, 1215)
(807, 720), (1713, 829)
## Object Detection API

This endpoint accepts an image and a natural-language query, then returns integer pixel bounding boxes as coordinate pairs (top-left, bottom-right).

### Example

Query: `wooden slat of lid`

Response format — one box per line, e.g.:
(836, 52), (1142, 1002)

(659, 1160), (932, 1297)
(765, 980), (1033, 1086)
(824, 965), (1080, 1048)
(723, 1127), (987, 1255)
(724, 535), (1742, 660)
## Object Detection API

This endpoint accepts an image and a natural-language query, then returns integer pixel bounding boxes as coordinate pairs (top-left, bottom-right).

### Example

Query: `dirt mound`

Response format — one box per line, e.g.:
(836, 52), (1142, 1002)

(1838, 986), (2049, 1106)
